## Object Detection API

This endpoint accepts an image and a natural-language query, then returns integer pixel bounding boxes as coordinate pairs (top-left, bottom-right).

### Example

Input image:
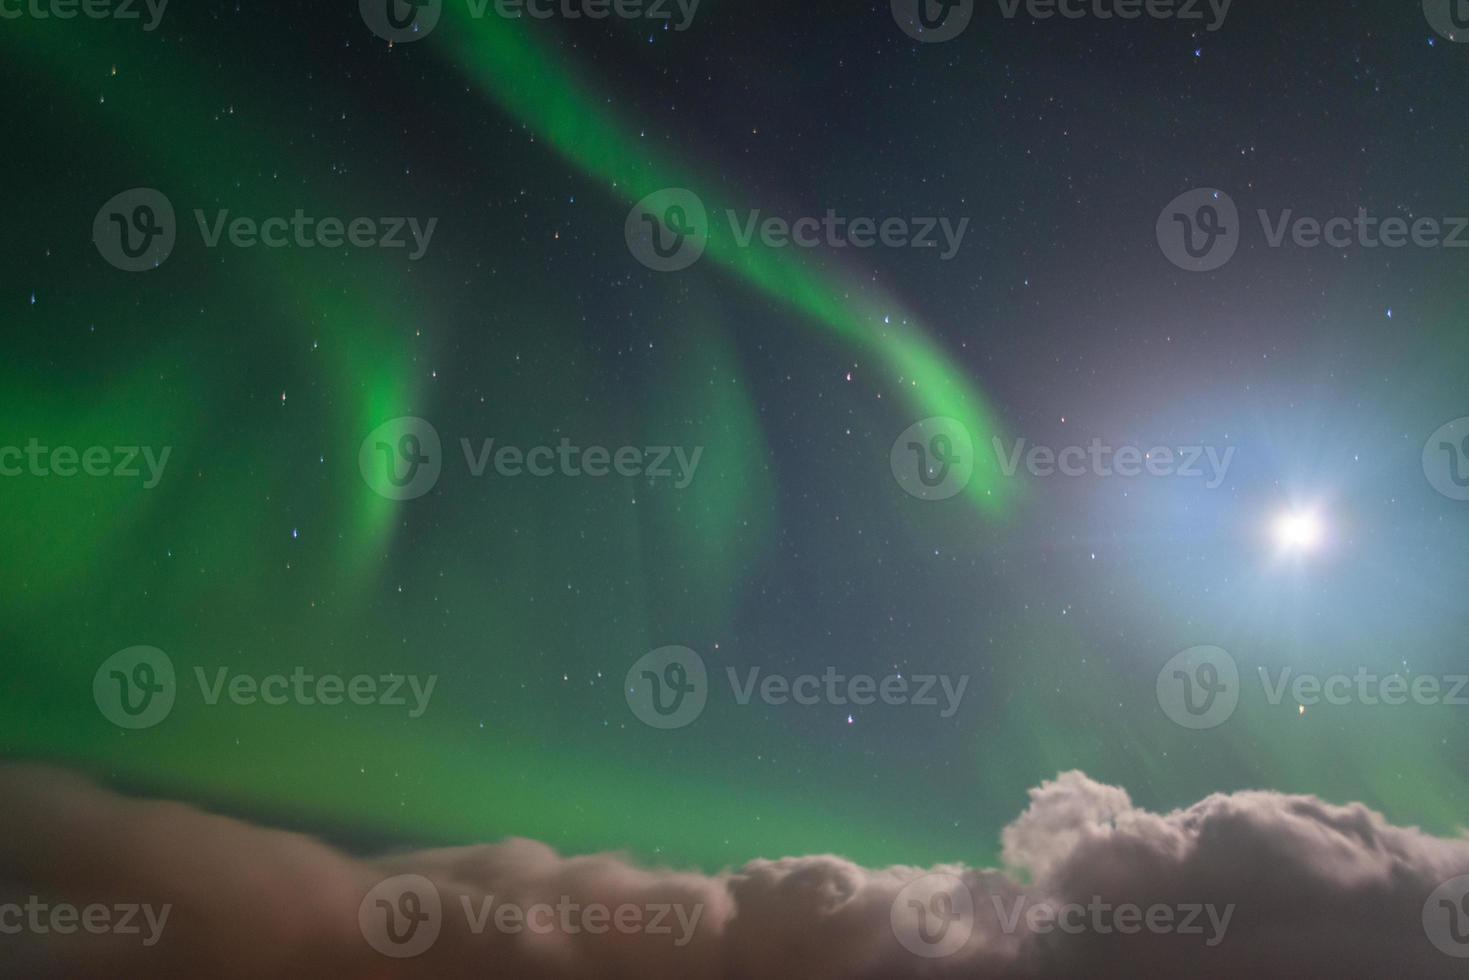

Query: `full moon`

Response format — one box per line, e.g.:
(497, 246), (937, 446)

(1273, 510), (1324, 553)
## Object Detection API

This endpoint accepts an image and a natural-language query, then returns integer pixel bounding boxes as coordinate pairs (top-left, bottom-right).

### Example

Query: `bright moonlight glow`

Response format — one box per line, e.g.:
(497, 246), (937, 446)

(1273, 510), (1324, 552)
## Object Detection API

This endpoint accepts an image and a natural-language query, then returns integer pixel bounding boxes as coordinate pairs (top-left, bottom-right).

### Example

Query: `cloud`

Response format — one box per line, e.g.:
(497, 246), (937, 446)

(1, 765), (1467, 978)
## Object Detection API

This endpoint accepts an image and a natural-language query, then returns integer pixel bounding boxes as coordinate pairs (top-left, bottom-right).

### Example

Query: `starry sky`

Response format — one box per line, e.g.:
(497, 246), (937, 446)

(3, 0), (1469, 882)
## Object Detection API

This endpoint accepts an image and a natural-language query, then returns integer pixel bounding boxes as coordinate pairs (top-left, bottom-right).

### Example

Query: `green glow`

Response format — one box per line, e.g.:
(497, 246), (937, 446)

(436, 12), (1015, 515)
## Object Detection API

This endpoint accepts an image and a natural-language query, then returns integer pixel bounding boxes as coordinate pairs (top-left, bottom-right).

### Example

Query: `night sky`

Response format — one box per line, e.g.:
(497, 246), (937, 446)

(4, 1), (1469, 976)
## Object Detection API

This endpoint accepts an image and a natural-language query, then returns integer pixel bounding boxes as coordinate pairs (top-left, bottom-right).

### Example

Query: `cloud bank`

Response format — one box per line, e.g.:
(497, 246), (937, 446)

(2, 765), (1467, 978)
